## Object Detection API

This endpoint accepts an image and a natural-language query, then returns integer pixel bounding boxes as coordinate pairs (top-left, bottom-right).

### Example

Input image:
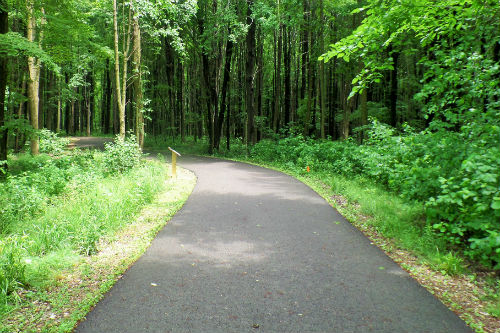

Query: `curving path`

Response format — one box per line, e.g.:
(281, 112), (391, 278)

(74, 149), (473, 333)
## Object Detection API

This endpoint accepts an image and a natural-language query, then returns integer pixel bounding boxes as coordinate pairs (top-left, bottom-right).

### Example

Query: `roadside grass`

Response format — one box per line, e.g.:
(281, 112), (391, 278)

(0, 161), (196, 332)
(146, 136), (500, 333)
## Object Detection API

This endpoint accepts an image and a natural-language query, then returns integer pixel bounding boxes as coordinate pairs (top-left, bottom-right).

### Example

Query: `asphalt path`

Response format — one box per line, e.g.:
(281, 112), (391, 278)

(69, 136), (114, 150)
(74, 147), (473, 333)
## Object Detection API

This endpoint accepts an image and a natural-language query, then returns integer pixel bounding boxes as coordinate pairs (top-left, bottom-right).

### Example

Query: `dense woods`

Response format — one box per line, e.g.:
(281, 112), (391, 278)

(0, 0), (499, 268)
(0, 1), (499, 328)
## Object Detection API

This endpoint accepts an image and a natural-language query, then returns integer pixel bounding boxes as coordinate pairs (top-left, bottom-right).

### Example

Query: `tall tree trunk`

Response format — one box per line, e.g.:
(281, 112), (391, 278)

(15, 75), (27, 152)
(302, 0), (312, 136)
(245, 0), (256, 145)
(178, 61), (185, 143)
(300, 0), (309, 101)
(283, 25), (291, 129)
(216, 35), (233, 150)
(113, 0), (130, 139)
(0, 0), (8, 176)
(341, 79), (350, 140)
(273, 7), (282, 132)
(389, 46), (399, 127)
(319, 0), (327, 139)
(86, 71), (92, 136)
(56, 76), (61, 132)
(27, 3), (44, 155)
(360, 88), (367, 143)
(132, 13), (144, 148)
(164, 37), (176, 139)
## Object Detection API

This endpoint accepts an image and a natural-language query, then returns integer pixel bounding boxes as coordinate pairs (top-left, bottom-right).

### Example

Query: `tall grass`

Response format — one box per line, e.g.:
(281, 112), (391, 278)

(0, 134), (167, 314)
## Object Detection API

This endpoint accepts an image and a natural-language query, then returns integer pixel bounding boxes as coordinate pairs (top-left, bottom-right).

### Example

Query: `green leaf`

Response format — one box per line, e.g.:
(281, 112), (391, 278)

(491, 198), (500, 210)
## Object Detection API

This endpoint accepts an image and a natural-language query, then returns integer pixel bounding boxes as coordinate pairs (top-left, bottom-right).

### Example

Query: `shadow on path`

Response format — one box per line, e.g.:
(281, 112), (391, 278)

(73, 145), (473, 333)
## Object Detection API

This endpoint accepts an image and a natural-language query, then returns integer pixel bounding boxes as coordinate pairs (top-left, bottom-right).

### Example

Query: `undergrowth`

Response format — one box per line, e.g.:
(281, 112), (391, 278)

(146, 120), (500, 271)
(0, 133), (164, 315)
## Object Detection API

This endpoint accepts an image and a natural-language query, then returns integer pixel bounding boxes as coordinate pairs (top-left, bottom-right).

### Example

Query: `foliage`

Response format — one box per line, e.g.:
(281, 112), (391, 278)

(0, 32), (59, 71)
(38, 129), (70, 155)
(0, 149), (166, 313)
(239, 120), (500, 269)
(102, 134), (143, 174)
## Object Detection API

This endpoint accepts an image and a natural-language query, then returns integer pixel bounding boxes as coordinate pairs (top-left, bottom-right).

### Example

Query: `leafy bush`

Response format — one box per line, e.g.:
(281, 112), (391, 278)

(103, 135), (143, 174)
(246, 120), (500, 269)
(38, 129), (71, 155)
(0, 147), (167, 311)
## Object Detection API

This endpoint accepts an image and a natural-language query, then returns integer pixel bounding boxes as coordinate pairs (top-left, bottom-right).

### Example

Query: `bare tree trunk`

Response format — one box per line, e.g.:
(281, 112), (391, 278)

(27, 2), (44, 155)
(56, 77), (61, 133)
(390, 48), (399, 127)
(245, 0), (256, 145)
(178, 61), (185, 143)
(302, 0), (312, 136)
(273, 5), (282, 132)
(15, 76), (26, 152)
(113, 0), (131, 139)
(0, 0), (8, 176)
(319, 0), (326, 139)
(132, 12), (144, 148)
(342, 81), (353, 140)
(283, 25), (291, 129)
(216, 35), (233, 150)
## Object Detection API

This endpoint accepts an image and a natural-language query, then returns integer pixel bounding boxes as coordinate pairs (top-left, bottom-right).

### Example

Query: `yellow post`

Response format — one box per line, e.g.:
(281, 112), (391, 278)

(172, 152), (177, 178)
(168, 147), (181, 178)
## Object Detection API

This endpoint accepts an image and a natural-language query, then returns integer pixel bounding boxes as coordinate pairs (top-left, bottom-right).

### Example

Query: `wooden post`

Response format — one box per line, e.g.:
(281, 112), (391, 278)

(168, 147), (181, 178)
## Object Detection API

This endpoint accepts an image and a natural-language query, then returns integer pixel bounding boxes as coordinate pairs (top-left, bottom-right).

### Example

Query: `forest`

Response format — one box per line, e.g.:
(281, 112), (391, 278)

(0, 0), (499, 328)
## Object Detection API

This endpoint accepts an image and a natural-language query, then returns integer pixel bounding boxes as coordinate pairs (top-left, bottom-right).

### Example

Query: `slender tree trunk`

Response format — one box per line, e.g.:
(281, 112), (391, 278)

(86, 72), (92, 136)
(245, 0), (256, 145)
(360, 88), (367, 143)
(283, 25), (291, 129)
(273, 6), (282, 132)
(132, 13), (144, 148)
(15, 76), (26, 152)
(319, 0), (326, 139)
(302, 0), (313, 136)
(300, 1), (309, 101)
(70, 98), (75, 135)
(56, 77), (61, 132)
(389, 46), (399, 127)
(0, 0), (8, 176)
(178, 61), (185, 143)
(27, 3), (44, 155)
(217, 35), (233, 150)
(113, 0), (130, 139)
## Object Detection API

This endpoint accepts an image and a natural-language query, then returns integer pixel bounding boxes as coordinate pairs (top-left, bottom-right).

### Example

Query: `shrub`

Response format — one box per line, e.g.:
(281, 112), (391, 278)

(103, 135), (142, 174)
(247, 119), (500, 269)
(38, 129), (71, 155)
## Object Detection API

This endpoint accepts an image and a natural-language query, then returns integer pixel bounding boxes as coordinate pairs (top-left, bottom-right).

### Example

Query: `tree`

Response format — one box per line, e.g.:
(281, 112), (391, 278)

(113, 0), (130, 140)
(245, 0), (256, 145)
(0, 0), (7, 176)
(26, 0), (45, 155)
(132, 11), (144, 148)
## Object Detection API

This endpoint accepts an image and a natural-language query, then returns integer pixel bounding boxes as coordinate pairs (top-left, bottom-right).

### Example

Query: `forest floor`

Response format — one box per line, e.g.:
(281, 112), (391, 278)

(75, 151), (472, 333)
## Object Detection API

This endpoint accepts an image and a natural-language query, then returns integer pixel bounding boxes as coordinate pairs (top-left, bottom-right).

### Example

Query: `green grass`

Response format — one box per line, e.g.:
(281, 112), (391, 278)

(0, 135), (166, 315)
(0, 151), (196, 331)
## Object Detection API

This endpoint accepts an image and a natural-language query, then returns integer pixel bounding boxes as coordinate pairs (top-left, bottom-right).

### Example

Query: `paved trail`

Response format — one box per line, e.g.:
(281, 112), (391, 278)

(74, 147), (472, 332)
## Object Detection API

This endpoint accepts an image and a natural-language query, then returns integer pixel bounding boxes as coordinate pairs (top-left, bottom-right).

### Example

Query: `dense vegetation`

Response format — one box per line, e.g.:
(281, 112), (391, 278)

(0, 135), (167, 313)
(0, 0), (499, 273)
